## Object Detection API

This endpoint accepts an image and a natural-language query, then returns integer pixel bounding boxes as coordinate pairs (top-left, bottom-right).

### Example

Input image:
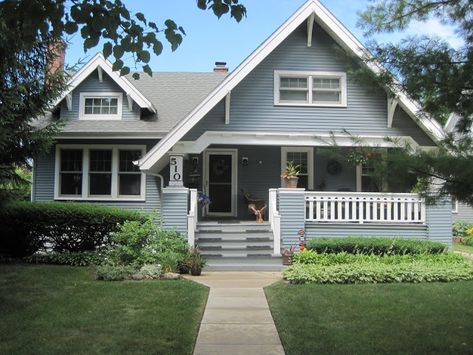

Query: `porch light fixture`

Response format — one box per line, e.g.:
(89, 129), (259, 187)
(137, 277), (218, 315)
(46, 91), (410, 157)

(241, 157), (249, 166)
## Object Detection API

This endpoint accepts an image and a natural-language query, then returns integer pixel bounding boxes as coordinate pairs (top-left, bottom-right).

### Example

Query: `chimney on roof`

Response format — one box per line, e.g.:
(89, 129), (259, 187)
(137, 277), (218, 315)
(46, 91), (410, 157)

(214, 61), (228, 73)
(47, 40), (66, 75)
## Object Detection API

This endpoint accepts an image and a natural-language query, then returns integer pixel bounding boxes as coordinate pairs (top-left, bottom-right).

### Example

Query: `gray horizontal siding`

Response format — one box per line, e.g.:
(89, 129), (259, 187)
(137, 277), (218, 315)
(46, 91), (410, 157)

(185, 23), (434, 146)
(279, 190), (305, 247)
(162, 190), (188, 235)
(453, 202), (473, 223)
(60, 69), (141, 121)
(32, 139), (161, 219)
(426, 199), (452, 245)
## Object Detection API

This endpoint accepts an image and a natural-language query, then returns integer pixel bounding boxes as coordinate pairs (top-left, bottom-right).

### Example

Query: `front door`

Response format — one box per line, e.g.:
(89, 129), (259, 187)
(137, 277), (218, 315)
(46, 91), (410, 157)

(204, 149), (237, 217)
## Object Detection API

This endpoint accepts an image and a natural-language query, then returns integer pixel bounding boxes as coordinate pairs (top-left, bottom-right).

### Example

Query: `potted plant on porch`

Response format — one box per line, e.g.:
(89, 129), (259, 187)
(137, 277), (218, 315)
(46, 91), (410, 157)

(281, 161), (300, 188)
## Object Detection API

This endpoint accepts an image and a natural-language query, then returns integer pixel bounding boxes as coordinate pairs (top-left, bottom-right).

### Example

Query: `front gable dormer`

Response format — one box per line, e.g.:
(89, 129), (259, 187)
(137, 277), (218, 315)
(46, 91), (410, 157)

(55, 53), (156, 121)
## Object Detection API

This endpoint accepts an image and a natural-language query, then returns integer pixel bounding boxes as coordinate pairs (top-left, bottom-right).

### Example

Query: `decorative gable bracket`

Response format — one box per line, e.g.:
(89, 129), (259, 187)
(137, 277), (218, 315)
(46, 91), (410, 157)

(307, 13), (315, 47)
(65, 93), (72, 111)
(127, 94), (134, 112)
(387, 96), (398, 128)
(225, 91), (231, 125)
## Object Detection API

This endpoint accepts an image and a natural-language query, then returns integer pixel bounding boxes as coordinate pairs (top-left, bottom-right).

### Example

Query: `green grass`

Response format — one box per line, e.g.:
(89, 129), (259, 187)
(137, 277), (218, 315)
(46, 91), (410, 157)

(454, 242), (473, 255)
(0, 264), (208, 355)
(266, 281), (473, 355)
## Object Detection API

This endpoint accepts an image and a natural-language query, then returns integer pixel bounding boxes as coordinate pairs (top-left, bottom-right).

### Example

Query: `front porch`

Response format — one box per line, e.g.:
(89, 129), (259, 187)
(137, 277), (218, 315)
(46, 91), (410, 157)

(158, 143), (452, 262)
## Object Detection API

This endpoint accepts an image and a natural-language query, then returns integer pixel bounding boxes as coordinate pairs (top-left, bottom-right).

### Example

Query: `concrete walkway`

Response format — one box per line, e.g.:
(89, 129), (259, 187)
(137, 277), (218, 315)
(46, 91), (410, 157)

(186, 272), (285, 355)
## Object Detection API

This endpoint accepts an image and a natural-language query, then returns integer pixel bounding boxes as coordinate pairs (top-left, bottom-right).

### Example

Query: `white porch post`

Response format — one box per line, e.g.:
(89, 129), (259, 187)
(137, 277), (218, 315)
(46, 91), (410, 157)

(269, 188), (281, 256)
(187, 189), (198, 247)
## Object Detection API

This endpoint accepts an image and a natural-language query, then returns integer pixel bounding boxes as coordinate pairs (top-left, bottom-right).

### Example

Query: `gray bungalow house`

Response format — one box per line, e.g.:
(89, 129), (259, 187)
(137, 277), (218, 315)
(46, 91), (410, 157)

(33, 0), (452, 268)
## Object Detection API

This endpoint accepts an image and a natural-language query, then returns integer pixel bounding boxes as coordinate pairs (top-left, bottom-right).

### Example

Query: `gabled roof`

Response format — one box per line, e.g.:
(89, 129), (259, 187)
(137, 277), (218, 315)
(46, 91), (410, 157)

(137, 0), (446, 172)
(56, 71), (227, 137)
(55, 53), (156, 113)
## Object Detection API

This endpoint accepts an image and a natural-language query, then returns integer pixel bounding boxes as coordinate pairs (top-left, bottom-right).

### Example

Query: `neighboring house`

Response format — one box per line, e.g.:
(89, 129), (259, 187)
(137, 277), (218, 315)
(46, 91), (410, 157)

(32, 0), (452, 267)
(444, 113), (473, 223)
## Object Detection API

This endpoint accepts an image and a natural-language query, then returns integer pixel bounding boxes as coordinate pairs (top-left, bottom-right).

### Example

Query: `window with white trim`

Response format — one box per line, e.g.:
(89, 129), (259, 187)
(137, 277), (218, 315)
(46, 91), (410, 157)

(79, 92), (123, 120)
(281, 147), (314, 190)
(275, 71), (347, 107)
(55, 145), (146, 200)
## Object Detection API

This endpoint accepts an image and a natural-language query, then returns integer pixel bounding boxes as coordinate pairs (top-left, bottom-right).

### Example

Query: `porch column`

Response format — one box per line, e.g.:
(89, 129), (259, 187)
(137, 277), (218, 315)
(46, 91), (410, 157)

(278, 188), (306, 249)
(162, 187), (189, 236)
(168, 153), (184, 187)
(425, 197), (453, 246)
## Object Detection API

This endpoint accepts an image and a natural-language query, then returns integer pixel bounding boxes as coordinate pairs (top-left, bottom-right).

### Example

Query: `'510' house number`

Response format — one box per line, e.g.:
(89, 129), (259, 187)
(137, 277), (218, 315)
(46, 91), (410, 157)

(169, 155), (183, 187)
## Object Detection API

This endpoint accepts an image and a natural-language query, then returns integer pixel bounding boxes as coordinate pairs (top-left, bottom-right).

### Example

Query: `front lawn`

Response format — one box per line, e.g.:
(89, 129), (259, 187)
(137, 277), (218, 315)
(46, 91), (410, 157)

(0, 264), (208, 355)
(454, 241), (473, 255)
(266, 281), (473, 355)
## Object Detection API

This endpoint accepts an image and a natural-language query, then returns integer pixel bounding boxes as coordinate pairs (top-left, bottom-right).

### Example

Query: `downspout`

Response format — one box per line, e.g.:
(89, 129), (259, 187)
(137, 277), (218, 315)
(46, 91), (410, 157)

(144, 172), (164, 227)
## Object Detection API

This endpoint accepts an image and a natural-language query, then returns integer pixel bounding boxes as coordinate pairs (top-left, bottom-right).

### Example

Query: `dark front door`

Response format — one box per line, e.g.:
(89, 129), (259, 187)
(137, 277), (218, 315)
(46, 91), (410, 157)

(205, 150), (236, 216)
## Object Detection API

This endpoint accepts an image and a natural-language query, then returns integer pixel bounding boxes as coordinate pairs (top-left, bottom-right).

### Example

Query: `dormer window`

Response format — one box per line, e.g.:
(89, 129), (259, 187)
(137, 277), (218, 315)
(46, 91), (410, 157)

(274, 71), (347, 107)
(79, 92), (123, 120)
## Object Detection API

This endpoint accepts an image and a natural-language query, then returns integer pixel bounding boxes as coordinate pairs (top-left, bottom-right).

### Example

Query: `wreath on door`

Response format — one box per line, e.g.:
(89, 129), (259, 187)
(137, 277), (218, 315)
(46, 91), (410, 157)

(212, 158), (229, 176)
(326, 159), (342, 175)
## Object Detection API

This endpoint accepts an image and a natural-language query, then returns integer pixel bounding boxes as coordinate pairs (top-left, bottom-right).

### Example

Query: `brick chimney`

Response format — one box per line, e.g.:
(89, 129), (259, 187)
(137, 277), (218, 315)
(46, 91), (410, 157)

(214, 61), (228, 73)
(47, 40), (66, 75)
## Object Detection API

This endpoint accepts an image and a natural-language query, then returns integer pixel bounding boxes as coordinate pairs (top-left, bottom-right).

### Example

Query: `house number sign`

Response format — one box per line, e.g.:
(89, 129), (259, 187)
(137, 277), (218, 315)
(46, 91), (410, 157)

(169, 154), (184, 187)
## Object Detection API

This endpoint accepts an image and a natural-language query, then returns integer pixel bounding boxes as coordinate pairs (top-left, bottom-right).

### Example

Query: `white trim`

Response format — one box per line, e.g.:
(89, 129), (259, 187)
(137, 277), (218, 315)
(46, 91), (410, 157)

(54, 144), (146, 201)
(137, 0), (445, 172)
(281, 147), (314, 190)
(225, 91), (231, 125)
(203, 148), (238, 217)
(169, 131), (423, 157)
(126, 94), (134, 112)
(356, 164), (362, 192)
(97, 66), (103, 83)
(452, 198), (459, 214)
(307, 12), (315, 47)
(387, 96), (398, 128)
(65, 94), (72, 111)
(54, 53), (156, 112)
(274, 70), (347, 107)
(79, 92), (123, 120)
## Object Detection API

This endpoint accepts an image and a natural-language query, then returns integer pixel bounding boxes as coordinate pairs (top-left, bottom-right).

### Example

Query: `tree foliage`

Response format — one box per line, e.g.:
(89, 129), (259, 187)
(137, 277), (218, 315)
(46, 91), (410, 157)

(0, 0), (246, 203)
(353, 0), (473, 203)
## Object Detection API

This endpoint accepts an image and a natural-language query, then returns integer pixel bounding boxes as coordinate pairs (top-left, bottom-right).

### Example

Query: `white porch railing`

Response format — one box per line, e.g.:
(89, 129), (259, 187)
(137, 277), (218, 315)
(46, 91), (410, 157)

(187, 189), (198, 246)
(268, 188), (281, 256)
(305, 192), (426, 224)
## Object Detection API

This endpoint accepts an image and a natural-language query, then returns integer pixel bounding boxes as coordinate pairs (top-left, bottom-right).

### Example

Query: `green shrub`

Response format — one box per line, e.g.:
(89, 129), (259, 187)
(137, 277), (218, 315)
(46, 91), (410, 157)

(0, 202), (149, 256)
(139, 264), (162, 279)
(464, 236), (473, 247)
(96, 263), (135, 281)
(294, 249), (465, 266)
(453, 220), (473, 237)
(284, 253), (473, 284)
(25, 251), (105, 267)
(306, 237), (447, 255)
(103, 220), (189, 273)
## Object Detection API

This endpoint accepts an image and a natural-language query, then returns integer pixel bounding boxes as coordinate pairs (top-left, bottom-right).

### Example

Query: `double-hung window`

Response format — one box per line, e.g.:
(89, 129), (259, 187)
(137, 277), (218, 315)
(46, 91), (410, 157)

(79, 92), (123, 120)
(55, 145), (146, 200)
(275, 71), (347, 107)
(281, 147), (314, 190)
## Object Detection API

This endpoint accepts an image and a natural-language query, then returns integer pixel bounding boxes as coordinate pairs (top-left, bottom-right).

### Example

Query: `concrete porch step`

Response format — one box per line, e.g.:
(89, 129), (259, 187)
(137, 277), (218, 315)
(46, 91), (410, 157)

(201, 250), (273, 257)
(198, 243), (273, 250)
(204, 255), (283, 271)
(196, 222), (271, 233)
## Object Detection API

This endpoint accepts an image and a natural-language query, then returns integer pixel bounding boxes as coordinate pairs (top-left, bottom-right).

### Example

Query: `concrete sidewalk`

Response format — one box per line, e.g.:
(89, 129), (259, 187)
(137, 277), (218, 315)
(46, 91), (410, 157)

(186, 272), (285, 355)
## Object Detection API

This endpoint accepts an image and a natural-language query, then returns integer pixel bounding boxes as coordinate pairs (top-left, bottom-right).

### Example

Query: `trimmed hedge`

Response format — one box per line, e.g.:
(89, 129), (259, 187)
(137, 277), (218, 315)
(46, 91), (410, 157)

(306, 237), (447, 255)
(0, 202), (149, 257)
(25, 251), (105, 267)
(284, 252), (473, 284)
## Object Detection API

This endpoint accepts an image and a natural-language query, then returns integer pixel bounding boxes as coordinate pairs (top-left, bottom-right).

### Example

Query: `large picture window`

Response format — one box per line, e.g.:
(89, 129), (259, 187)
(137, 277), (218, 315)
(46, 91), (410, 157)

(55, 145), (145, 200)
(274, 71), (347, 107)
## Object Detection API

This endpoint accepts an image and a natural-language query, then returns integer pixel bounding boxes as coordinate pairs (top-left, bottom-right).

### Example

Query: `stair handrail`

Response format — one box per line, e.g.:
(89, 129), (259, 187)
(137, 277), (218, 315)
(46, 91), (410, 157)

(187, 189), (198, 247)
(268, 189), (281, 256)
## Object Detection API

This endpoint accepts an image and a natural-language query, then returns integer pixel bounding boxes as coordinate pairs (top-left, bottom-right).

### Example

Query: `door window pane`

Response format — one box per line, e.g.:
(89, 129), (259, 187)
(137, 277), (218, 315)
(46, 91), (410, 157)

(286, 151), (310, 190)
(208, 154), (232, 213)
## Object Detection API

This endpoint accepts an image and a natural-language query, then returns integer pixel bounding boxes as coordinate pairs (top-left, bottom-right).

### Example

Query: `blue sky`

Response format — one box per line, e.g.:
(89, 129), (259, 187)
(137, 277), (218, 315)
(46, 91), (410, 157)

(65, 0), (462, 72)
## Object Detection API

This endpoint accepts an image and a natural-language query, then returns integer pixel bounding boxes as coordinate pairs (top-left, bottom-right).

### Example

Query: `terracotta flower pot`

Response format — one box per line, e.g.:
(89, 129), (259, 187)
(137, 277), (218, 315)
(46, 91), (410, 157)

(283, 177), (299, 188)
